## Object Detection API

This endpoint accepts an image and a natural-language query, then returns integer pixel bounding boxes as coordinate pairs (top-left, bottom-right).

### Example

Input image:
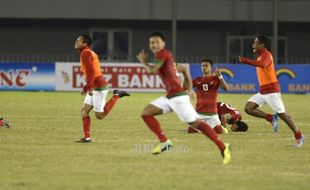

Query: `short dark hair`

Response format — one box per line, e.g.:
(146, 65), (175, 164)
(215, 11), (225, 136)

(80, 34), (93, 46)
(235, 121), (248, 132)
(149, 31), (165, 42)
(201, 58), (214, 67)
(256, 35), (269, 48)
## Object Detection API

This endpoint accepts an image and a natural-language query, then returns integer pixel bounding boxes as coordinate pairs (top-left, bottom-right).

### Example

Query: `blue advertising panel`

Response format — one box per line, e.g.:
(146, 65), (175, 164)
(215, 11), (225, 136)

(0, 62), (55, 91)
(189, 64), (310, 94)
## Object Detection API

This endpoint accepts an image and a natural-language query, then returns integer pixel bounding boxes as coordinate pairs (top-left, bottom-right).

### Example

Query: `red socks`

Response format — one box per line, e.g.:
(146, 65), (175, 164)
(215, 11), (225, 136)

(197, 122), (226, 151)
(82, 116), (91, 138)
(104, 95), (119, 115)
(295, 130), (302, 139)
(265, 114), (273, 122)
(142, 115), (225, 150)
(142, 115), (167, 142)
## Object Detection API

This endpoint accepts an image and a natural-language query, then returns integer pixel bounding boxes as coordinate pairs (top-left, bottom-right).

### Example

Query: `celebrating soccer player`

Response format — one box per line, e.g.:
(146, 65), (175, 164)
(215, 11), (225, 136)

(187, 59), (229, 134)
(239, 35), (304, 147)
(136, 31), (231, 164)
(74, 34), (130, 143)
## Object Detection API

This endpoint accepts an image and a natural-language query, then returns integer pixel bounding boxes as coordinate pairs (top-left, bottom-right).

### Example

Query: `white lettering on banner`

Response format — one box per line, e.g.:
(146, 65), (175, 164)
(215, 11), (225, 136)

(142, 75), (154, 87)
(118, 74), (129, 87)
(117, 74), (164, 88)
(130, 75), (142, 87)
(56, 62), (168, 91)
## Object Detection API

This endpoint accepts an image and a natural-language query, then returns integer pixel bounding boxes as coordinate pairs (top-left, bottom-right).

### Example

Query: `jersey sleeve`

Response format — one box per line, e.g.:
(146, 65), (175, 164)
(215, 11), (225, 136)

(240, 52), (272, 68)
(192, 77), (198, 88)
(154, 51), (167, 66)
(81, 51), (96, 91)
(214, 76), (220, 88)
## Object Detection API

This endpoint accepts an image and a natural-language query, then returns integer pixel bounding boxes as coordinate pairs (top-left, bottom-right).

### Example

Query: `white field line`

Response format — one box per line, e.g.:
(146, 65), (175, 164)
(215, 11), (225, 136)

(9, 115), (310, 126)
(86, 137), (295, 143)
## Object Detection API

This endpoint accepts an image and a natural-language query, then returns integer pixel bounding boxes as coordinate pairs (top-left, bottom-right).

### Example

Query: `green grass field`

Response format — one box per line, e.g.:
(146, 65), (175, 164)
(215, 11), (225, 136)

(0, 92), (309, 190)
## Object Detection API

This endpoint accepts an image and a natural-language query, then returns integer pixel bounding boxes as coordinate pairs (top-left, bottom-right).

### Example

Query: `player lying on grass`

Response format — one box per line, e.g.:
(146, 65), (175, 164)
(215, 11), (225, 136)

(217, 102), (248, 132)
(136, 31), (231, 164)
(188, 101), (248, 133)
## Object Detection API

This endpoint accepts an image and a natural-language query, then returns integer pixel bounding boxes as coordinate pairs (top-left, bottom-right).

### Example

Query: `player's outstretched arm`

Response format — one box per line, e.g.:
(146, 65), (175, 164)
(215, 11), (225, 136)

(136, 49), (162, 74)
(177, 64), (194, 96)
(239, 55), (271, 68)
(215, 69), (229, 91)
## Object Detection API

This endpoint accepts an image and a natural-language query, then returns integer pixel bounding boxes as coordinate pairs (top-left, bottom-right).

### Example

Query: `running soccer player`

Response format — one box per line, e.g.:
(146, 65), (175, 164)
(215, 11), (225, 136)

(136, 31), (231, 164)
(187, 59), (229, 134)
(74, 34), (130, 143)
(239, 34), (304, 147)
(217, 102), (248, 132)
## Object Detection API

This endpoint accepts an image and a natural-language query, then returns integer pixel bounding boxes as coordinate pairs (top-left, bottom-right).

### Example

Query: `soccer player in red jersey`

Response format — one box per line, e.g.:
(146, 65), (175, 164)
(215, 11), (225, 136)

(136, 31), (231, 164)
(217, 102), (248, 132)
(74, 34), (130, 143)
(0, 116), (11, 128)
(239, 35), (304, 147)
(187, 59), (229, 134)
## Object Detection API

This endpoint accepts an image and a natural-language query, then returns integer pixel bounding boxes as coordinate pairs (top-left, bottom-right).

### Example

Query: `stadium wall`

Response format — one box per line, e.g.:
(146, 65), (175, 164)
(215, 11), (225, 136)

(2, 0), (310, 22)
(0, 62), (309, 94)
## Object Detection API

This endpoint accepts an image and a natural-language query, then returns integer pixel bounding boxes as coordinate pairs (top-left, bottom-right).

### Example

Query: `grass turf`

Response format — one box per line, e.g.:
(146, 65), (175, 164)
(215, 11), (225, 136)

(0, 92), (309, 190)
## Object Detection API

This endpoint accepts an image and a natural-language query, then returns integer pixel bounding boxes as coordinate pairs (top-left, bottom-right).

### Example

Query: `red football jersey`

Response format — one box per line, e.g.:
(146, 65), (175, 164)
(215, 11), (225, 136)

(80, 46), (107, 91)
(217, 102), (242, 124)
(193, 76), (220, 113)
(156, 49), (185, 98)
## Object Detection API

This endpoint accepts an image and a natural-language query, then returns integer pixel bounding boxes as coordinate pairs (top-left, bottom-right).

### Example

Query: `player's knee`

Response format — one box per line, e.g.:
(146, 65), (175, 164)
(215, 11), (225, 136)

(95, 113), (106, 120)
(189, 119), (200, 128)
(244, 105), (252, 114)
(81, 108), (89, 117)
(141, 109), (153, 116)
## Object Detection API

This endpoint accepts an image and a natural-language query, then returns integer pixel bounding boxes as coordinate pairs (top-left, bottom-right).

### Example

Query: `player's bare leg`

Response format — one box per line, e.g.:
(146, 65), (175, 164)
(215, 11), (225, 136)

(142, 104), (163, 116)
(244, 102), (268, 119)
(245, 101), (278, 131)
(277, 112), (304, 146)
(277, 113), (298, 132)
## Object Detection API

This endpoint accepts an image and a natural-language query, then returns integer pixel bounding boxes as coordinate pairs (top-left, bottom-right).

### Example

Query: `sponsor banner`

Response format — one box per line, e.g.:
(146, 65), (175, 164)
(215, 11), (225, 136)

(55, 62), (165, 92)
(0, 62), (55, 91)
(189, 64), (310, 94)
